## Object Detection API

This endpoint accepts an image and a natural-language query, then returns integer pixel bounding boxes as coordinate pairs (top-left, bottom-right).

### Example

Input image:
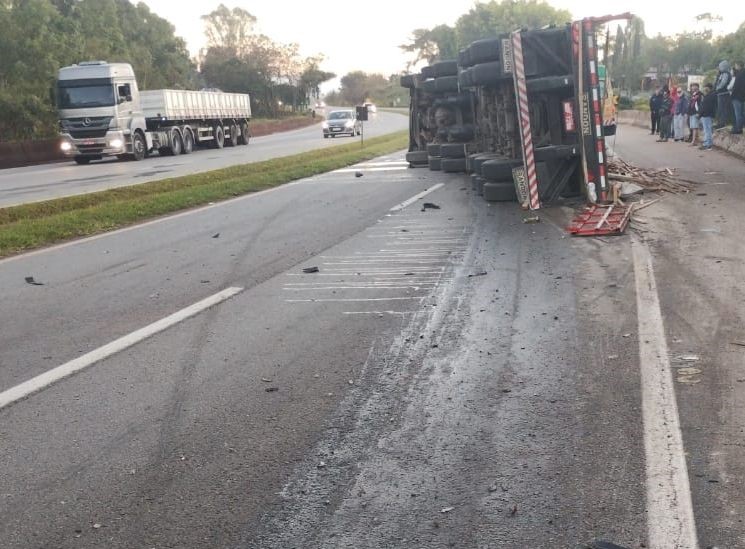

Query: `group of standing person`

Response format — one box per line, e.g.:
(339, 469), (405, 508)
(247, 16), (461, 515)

(649, 61), (744, 151)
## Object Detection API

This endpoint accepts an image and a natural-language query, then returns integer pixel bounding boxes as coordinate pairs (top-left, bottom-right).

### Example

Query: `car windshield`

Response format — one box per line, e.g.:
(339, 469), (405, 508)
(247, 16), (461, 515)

(57, 84), (116, 109)
(328, 111), (352, 120)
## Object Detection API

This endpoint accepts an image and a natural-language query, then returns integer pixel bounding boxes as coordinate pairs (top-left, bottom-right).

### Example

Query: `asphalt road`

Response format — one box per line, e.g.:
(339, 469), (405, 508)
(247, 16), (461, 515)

(1, 125), (743, 548)
(0, 109), (407, 208)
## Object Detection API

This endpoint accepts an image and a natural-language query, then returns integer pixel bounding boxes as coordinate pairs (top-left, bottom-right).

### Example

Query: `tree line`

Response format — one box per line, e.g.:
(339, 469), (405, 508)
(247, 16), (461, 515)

(0, 1), (335, 142)
(398, 0), (745, 94)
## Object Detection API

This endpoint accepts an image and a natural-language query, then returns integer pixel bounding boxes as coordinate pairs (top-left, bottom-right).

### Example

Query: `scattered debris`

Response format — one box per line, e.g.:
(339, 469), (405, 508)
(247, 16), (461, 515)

(355, 171), (363, 178)
(303, 266), (320, 274)
(212, 233), (220, 239)
(317, 461), (327, 468)
(730, 342), (745, 348)
(261, 377), (272, 383)
(488, 484), (499, 493)
(468, 271), (488, 278)
(440, 507), (454, 513)
(568, 204), (632, 236)
(265, 387), (279, 392)
(622, 333), (632, 338)
(608, 354), (619, 360)
(421, 202), (441, 210)
(92, 523), (102, 529)
(608, 159), (694, 194)
(675, 355), (700, 362)
(24, 276), (44, 286)
(522, 216), (541, 224)
(404, 272), (415, 276)
(509, 505), (518, 516)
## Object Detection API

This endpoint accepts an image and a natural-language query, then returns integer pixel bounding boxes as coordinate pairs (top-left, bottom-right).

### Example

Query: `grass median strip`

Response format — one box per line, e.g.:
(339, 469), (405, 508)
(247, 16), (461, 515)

(0, 131), (408, 258)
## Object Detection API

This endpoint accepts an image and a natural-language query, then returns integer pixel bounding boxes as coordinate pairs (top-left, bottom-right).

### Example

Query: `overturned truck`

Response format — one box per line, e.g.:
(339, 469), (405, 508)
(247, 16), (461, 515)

(402, 15), (630, 209)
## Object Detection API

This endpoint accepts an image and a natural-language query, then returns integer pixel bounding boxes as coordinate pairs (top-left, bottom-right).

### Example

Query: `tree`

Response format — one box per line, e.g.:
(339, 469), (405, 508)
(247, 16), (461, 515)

(201, 4), (257, 54)
(455, 0), (571, 46)
(400, 24), (458, 67)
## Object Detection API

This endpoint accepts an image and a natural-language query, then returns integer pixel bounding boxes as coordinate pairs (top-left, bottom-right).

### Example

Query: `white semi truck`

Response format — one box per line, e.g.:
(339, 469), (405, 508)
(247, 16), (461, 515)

(57, 61), (251, 164)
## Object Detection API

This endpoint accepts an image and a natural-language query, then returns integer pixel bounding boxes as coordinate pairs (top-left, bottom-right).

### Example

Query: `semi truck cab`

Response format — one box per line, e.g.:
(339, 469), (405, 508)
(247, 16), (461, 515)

(57, 61), (146, 164)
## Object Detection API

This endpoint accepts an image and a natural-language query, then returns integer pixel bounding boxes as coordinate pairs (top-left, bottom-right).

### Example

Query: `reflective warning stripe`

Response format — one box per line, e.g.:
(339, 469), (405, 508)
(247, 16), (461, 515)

(511, 30), (541, 211)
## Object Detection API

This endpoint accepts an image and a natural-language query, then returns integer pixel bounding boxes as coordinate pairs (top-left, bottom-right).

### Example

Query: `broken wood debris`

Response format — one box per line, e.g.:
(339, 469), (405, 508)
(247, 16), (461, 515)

(607, 159), (693, 195)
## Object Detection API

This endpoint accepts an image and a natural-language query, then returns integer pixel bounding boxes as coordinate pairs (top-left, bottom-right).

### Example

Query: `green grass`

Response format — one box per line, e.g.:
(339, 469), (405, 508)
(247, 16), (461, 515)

(0, 131), (408, 258)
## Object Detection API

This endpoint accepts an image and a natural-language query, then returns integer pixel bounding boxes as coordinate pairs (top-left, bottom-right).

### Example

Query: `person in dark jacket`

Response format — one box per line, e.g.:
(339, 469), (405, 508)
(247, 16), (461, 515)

(649, 88), (662, 134)
(700, 83), (717, 150)
(731, 61), (744, 134)
(714, 60), (732, 128)
(657, 89), (674, 142)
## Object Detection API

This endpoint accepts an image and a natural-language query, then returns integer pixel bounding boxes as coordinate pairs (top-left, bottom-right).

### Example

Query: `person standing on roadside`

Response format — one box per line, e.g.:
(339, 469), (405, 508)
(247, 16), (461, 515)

(649, 87), (662, 135)
(688, 83), (702, 146)
(657, 89), (673, 142)
(700, 83), (717, 150)
(731, 61), (744, 134)
(673, 87), (689, 142)
(714, 60), (732, 129)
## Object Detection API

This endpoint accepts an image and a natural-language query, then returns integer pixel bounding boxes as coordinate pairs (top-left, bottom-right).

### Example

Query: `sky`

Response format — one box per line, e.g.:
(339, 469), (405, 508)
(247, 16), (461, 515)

(143, 0), (745, 90)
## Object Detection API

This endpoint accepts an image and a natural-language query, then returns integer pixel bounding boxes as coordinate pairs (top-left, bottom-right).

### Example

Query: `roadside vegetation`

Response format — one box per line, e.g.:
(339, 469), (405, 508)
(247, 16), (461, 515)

(0, 131), (407, 258)
(0, 2), (334, 142)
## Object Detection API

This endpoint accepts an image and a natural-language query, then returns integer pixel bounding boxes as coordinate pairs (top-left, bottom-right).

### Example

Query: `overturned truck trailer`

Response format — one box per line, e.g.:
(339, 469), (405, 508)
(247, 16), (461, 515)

(402, 14), (631, 208)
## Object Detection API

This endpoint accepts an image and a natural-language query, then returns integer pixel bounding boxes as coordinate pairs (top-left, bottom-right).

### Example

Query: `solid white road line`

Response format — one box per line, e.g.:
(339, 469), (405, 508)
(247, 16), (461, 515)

(632, 238), (699, 548)
(389, 184), (444, 212)
(0, 286), (243, 411)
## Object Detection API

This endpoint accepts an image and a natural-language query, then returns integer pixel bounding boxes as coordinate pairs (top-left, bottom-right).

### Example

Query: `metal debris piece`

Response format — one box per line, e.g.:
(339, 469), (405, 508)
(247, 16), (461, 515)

(522, 216), (540, 224)
(24, 276), (44, 286)
(303, 266), (320, 274)
(421, 202), (441, 210)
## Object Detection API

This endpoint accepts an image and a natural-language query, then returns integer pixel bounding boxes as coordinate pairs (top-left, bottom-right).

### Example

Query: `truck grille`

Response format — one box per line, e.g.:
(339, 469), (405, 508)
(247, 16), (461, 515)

(69, 128), (108, 139)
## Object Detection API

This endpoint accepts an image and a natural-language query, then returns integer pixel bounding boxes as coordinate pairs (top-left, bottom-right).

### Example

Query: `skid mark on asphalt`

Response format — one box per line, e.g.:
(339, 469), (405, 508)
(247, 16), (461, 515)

(283, 210), (468, 315)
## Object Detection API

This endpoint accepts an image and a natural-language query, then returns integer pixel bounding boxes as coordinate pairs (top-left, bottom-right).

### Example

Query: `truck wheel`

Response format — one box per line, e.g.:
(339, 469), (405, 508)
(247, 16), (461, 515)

(527, 74), (573, 94)
(432, 60), (458, 77)
(481, 158), (522, 181)
(405, 150), (428, 166)
(212, 125), (225, 149)
(170, 129), (183, 155)
(483, 181), (518, 202)
(181, 129), (194, 154)
(132, 131), (146, 161)
(238, 122), (250, 145)
(440, 143), (467, 159)
(441, 157), (467, 173)
(426, 143), (441, 157)
(227, 124), (238, 147)
(428, 156), (442, 171)
(74, 156), (91, 165)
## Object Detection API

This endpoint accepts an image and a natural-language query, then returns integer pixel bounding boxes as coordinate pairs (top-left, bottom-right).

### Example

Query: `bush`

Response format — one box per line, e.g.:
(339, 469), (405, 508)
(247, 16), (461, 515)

(617, 96), (634, 110)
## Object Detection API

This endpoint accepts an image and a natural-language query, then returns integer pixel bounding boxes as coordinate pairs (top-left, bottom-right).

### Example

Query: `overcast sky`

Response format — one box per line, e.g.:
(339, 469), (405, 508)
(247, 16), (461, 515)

(144, 0), (744, 87)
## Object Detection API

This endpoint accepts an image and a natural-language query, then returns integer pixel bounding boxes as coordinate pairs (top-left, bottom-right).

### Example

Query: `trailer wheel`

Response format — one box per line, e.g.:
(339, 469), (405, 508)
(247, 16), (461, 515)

(212, 125), (225, 149)
(428, 156), (442, 171)
(238, 122), (250, 145)
(440, 142), (467, 159)
(227, 124), (238, 147)
(169, 129), (183, 155)
(132, 131), (146, 161)
(181, 128), (194, 154)
(405, 150), (428, 166)
(481, 158), (522, 181)
(441, 157), (467, 173)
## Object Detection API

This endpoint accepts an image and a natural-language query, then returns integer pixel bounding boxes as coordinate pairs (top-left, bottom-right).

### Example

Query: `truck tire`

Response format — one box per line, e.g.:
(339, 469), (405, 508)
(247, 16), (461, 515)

(440, 143), (467, 158)
(471, 173), (482, 190)
(481, 158), (522, 182)
(406, 150), (428, 166)
(421, 66), (435, 80)
(167, 129), (183, 156)
(483, 181), (518, 202)
(471, 61), (508, 86)
(400, 74), (417, 89)
(420, 79), (437, 93)
(468, 38), (502, 64)
(527, 74), (573, 94)
(212, 125), (225, 149)
(132, 131), (146, 161)
(428, 156), (442, 171)
(181, 128), (194, 154)
(432, 60), (458, 77)
(74, 156), (91, 165)
(434, 75), (459, 94)
(426, 143), (441, 157)
(442, 157), (467, 173)
(238, 122), (250, 145)
(458, 48), (472, 68)
(471, 153), (501, 175)
(458, 68), (474, 88)
(227, 124), (239, 147)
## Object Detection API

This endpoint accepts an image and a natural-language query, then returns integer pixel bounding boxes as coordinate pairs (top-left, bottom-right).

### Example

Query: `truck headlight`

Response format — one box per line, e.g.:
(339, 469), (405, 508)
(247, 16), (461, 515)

(60, 141), (72, 152)
(109, 138), (123, 149)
